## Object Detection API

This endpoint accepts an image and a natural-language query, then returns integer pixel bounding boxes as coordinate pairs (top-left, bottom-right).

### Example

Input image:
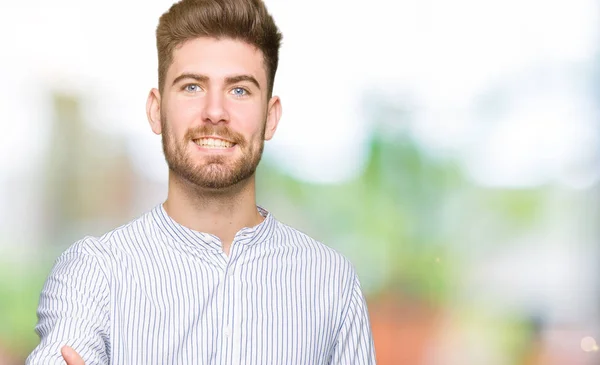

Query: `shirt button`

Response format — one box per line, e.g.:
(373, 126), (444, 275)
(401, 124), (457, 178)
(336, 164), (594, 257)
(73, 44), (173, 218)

(228, 270), (235, 277)
(224, 327), (231, 337)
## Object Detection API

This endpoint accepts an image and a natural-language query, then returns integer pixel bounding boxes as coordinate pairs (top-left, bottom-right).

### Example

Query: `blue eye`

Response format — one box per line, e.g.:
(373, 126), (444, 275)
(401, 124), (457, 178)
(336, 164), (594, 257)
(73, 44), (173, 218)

(231, 87), (248, 97)
(184, 84), (201, 92)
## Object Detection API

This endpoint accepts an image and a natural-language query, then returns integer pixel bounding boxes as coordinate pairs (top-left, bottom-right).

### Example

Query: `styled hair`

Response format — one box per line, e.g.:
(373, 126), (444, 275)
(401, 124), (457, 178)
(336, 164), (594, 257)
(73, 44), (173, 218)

(156, 0), (282, 96)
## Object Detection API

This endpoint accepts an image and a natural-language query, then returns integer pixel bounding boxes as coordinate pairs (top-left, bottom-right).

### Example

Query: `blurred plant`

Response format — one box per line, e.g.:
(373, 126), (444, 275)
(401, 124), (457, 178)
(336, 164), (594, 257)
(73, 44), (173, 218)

(0, 260), (51, 359)
(258, 130), (463, 304)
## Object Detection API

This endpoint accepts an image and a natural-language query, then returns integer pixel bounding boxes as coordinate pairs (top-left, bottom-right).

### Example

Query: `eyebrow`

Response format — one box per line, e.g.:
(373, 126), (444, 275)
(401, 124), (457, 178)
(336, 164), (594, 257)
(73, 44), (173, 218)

(171, 73), (261, 90)
(172, 73), (208, 86)
(225, 75), (261, 90)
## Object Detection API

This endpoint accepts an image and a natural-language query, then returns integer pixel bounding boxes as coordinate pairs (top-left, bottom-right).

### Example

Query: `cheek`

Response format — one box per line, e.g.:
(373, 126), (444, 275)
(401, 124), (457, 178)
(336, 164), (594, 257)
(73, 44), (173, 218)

(228, 103), (266, 138)
(165, 98), (201, 137)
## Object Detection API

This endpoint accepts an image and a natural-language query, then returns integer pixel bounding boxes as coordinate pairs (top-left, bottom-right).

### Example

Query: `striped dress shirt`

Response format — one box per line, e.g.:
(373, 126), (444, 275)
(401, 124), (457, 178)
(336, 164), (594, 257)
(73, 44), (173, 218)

(27, 204), (376, 364)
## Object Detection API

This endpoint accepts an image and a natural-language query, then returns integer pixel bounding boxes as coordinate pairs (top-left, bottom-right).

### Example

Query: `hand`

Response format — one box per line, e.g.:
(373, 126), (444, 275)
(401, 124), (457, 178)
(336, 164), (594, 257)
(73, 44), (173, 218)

(61, 346), (85, 365)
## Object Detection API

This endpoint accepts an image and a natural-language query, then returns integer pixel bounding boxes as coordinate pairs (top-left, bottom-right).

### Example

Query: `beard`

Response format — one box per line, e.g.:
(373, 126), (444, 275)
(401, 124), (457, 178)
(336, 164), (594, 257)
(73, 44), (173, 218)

(161, 117), (265, 190)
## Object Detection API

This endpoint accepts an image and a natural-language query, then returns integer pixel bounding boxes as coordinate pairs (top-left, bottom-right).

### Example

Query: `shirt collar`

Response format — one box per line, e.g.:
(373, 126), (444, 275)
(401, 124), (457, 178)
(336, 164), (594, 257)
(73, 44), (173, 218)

(151, 203), (277, 252)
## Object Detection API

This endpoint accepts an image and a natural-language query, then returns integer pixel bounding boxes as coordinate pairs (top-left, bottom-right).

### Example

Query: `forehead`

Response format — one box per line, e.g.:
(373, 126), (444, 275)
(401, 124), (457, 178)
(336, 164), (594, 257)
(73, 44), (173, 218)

(168, 37), (267, 84)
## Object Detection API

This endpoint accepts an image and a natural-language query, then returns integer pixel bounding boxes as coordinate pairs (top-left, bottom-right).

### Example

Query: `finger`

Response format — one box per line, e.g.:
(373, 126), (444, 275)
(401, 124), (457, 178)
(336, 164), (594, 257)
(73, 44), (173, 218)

(61, 345), (85, 365)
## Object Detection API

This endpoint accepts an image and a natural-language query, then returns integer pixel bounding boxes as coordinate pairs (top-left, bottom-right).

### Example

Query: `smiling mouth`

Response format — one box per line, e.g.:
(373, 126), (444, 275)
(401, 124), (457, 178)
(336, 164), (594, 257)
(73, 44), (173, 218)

(193, 137), (236, 149)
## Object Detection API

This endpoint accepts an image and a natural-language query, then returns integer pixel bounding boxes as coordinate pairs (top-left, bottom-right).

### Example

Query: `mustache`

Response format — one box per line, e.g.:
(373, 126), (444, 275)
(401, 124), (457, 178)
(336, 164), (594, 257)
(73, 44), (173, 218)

(185, 125), (245, 145)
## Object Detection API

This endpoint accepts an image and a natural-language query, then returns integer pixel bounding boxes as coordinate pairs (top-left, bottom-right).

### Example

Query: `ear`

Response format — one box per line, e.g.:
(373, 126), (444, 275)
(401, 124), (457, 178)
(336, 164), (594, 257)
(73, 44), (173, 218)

(264, 96), (282, 141)
(146, 88), (162, 135)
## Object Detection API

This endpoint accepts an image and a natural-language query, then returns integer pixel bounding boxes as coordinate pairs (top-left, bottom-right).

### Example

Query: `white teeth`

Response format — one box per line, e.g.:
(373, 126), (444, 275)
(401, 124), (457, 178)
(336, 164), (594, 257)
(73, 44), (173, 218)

(194, 138), (234, 149)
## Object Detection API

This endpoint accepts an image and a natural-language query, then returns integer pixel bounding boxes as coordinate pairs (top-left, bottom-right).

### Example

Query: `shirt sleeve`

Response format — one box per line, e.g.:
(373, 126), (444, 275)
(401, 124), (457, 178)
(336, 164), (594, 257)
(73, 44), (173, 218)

(26, 249), (110, 365)
(329, 274), (377, 365)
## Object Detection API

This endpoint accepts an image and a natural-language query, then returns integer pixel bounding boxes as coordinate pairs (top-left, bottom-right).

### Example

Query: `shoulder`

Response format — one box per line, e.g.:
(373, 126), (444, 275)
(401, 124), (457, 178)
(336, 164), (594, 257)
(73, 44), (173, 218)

(61, 207), (156, 263)
(273, 220), (357, 277)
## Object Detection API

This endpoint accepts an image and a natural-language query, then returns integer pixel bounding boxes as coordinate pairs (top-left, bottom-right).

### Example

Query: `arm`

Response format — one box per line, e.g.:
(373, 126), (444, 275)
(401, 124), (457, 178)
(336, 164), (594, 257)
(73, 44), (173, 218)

(329, 274), (376, 364)
(26, 249), (110, 365)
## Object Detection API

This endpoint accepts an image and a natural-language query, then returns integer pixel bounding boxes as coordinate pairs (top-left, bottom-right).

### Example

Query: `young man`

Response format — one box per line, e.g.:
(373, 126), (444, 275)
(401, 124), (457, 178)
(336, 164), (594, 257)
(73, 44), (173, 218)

(27, 0), (375, 364)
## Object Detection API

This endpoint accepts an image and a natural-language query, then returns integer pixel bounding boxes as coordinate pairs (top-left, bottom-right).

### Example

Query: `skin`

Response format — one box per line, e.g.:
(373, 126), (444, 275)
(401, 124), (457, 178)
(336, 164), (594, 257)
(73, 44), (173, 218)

(148, 37), (282, 255)
(61, 36), (282, 364)
(61, 346), (84, 365)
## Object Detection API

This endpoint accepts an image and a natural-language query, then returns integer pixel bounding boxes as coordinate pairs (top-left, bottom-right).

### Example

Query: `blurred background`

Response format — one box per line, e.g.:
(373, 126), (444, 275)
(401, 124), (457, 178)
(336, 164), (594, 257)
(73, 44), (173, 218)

(1, 0), (599, 364)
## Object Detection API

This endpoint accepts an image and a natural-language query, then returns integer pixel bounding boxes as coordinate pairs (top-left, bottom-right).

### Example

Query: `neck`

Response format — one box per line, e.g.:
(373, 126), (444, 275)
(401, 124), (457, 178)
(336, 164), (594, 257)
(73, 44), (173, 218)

(163, 172), (264, 254)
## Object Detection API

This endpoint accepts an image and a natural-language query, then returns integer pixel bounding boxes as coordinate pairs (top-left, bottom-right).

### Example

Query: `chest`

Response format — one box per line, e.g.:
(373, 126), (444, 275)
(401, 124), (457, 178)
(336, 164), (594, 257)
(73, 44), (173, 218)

(108, 246), (340, 364)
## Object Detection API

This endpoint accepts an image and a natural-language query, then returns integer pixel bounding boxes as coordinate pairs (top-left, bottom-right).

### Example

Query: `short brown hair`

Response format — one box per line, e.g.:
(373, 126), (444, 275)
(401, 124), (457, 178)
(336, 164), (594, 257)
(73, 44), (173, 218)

(156, 0), (282, 96)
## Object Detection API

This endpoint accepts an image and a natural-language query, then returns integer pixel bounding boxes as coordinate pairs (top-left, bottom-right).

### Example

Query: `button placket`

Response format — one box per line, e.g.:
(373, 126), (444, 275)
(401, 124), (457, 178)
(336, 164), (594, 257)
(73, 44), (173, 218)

(221, 252), (237, 360)
(224, 248), (245, 364)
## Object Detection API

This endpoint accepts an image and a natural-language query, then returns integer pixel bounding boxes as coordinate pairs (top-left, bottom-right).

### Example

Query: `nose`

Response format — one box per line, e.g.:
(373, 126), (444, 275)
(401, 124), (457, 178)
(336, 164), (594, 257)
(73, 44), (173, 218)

(201, 90), (229, 124)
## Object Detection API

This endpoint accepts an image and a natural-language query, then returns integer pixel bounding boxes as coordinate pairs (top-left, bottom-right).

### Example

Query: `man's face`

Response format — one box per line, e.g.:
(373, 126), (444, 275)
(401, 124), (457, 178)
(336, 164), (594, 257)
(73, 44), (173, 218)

(148, 37), (280, 190)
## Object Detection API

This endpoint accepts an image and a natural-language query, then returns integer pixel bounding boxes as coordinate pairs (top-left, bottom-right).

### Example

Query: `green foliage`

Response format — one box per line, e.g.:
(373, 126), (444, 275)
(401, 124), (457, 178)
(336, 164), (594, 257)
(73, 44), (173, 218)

(259, 129), (548, 308)
(258, 133), (465, 303)
(0, 261), (49, 357)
